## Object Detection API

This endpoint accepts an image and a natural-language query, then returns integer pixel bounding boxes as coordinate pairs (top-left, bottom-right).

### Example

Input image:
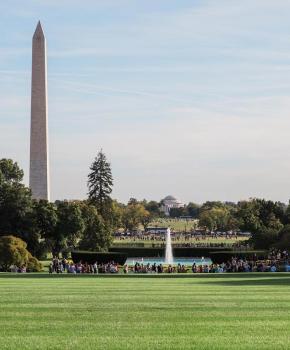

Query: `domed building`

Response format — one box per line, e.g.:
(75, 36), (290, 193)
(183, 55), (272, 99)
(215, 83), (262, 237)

(161, 195), (184, 216)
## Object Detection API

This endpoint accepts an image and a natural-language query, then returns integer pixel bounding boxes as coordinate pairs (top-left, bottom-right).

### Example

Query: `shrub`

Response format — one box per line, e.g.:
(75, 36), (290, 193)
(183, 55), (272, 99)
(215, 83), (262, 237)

(71, 251), (127, 265)
(0, 235), (42, 271)
(27, 255), (43, 272)
(209, 250), (267, 264)
(109, 246), (232, 258)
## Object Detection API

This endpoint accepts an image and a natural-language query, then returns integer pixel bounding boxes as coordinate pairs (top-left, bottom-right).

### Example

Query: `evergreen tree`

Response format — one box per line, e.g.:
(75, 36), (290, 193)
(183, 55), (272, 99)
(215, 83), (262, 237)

(88, 150), (113, 218)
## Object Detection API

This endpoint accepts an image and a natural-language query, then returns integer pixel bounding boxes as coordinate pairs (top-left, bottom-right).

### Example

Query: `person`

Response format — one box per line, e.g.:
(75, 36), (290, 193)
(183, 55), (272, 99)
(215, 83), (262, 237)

(192, 263), (196, 273)
(123, 264), (128, 274)
(93, 262), (98, 274)
(49, 263), (53, 274)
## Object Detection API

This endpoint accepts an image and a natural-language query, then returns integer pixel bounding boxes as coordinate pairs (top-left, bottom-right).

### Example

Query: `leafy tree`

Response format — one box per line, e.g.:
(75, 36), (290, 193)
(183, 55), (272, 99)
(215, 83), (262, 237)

(276, 225), (290, 250)
(88, 151), (113, 218)
(249, 227), (279, 250)
(78, 203), (112, 251)
(0, 159), (39, 254)
(32, 200), (58, 257)
(41, 201), (85, 256)
(33, 200), (58, 238)
(199, 207), (232, 231)
(0, 159), (24, 184)
(144, 200), (162, 218)
(122, 201), (150, 232)
(169, 207), (187, 218)
(200, 201), (226, 212)
(105, 200), (124, 232)
(187, 202), (200, 218)
(53, 201), (85, 255)
(236, 199), (285, 249)
(0, 235), (42, 272)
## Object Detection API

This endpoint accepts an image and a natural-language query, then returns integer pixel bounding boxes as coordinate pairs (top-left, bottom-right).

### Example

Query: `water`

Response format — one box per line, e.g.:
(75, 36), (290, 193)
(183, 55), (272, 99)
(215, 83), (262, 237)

(165, 227), (173, 264)
(125, 227), (212, 266)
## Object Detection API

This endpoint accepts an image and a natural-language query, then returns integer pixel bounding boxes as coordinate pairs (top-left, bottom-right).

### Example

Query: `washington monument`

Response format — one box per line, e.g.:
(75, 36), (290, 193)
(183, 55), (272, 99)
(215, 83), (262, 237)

(29, 21), (50, 200)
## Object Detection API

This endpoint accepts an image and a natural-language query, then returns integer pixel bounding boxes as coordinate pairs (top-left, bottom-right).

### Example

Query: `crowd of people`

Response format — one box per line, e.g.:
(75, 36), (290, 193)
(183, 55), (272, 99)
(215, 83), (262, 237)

(8, 249), (288, 274)
(45, 249), (290, 274)
(49, 257), (119, 274)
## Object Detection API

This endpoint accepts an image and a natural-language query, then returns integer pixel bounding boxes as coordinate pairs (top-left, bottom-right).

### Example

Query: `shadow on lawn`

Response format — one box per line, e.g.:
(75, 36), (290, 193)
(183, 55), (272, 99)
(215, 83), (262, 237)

(199, 276), (290, 287)
(1, 272), (290, 283)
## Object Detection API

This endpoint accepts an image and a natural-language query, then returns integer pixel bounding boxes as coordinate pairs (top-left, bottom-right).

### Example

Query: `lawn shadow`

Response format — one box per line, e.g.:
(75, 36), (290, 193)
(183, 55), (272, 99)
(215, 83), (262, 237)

(1, 272), (290, 283)
(199, 275), (290, 287)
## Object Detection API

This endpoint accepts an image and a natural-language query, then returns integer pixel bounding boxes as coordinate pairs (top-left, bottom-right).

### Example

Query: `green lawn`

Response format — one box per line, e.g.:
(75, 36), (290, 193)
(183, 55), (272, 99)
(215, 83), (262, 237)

(113, 236), (248, 246)
(1, 274), (290, 349)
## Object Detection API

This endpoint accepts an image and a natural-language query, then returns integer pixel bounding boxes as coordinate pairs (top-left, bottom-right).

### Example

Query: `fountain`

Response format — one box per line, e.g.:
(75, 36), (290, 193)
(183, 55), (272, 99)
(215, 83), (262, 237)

(165, 227), (173, 264)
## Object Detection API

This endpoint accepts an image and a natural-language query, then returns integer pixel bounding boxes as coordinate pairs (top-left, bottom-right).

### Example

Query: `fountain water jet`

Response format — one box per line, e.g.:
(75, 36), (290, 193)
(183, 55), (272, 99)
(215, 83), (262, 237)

(165, 227), (173, 264)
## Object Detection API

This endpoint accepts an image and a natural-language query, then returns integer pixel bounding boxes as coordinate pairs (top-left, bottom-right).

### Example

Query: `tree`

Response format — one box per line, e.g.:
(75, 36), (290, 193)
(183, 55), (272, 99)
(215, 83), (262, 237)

(52, 201), (85, 255)
(108, 200), (125, 231)
(144, 200), (162, 218)
(0, 159), (24, 184)
(88, 150), (113, 218)
(78, 203), (112, 251)
(249, 227), (279, 250)
(187, 202), (200, 218)
(0, 159), (38, 254)
(0, 235), (42, 272)
(199, 207), (232, 231)
(276, 225), (290, 250)
(32, 200), (58, 257)
(122, 201), (150, 232)
(169, 206), (189, 218)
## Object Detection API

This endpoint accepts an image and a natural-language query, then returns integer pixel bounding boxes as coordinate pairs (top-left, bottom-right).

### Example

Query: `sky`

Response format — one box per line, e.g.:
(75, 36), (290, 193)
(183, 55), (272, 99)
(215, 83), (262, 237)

(1, 0), (290, 204)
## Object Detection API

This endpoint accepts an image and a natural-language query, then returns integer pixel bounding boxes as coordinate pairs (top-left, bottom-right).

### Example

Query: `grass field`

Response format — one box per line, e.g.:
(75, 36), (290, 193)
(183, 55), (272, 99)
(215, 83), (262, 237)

(113, 236), (248, 246)
(149, 218), (198, 231)
(1, 274), (290, 350)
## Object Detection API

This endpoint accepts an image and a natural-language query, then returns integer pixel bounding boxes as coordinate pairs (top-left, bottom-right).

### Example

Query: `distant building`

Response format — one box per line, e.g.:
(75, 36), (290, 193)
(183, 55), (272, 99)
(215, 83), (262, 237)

(160, 195), (184, 216)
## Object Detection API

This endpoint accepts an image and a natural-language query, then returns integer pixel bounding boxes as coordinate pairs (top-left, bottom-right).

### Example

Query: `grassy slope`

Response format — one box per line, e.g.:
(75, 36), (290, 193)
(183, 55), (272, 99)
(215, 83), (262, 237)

(0, 274), (290, 350)
(113, 236), (248, 246)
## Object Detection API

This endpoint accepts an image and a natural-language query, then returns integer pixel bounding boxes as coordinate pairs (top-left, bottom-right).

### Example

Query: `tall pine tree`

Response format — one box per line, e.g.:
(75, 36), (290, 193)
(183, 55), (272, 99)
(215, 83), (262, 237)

(88, 150), (113, 218)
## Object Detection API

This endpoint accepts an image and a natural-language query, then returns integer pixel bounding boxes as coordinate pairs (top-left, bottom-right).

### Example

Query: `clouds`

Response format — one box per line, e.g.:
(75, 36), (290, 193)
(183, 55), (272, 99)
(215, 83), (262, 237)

(1, 1), (290, 203)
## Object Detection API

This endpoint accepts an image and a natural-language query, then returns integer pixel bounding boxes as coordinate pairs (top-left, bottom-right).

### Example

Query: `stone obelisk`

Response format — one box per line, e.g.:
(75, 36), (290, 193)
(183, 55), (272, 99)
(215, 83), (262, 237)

(29, 21), (50, 200)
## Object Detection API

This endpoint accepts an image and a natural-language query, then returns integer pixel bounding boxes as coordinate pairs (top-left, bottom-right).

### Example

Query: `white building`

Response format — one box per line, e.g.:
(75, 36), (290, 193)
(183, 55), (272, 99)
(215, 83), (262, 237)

(161, 195), (184, 216)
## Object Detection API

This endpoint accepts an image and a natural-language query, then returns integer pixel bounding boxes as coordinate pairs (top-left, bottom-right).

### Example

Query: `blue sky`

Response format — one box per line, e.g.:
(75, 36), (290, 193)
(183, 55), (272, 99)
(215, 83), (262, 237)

(1, 0), (290, 203)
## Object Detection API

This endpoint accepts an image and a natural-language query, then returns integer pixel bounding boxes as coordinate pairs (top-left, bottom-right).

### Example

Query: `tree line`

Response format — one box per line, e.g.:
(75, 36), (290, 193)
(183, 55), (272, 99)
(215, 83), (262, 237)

(1, 152), (290, 261)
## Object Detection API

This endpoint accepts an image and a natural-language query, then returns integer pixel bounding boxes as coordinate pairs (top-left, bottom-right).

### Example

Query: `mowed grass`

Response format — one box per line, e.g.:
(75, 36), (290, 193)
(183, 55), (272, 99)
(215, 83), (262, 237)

(1, 274), (290, 350)
(113, 236), (248, 246)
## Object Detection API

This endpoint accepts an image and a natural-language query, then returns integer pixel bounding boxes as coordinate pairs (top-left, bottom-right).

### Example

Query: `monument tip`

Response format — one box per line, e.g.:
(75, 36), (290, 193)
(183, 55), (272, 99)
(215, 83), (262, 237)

(33, 20), (44, 38)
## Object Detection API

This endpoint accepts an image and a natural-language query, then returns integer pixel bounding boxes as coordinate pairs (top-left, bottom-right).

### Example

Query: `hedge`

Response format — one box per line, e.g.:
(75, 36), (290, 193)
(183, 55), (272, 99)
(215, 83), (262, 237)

(209, 250), (267, 264)
(71, 251), (127, 265)
(109, 246), (232, 258)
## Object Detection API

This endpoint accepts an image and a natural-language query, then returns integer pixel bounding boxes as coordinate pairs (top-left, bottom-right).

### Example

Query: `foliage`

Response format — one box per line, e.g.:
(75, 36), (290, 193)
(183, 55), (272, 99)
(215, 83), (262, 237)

(236, 199), (285, 249)
(53, 201), (85, 254)
(0, 159), (39, 254)
(27, 255), (43, 272)
(276, 225), (290, 250)
(168, 202), (200, 218)
(109, 246), (231, 258)
(71, 251), (127, 265)
(209, 250), (267, 264)
(0, 235), (42, 271)
(122, 200), (150, 231)
(78, 203), (112, 251)
(199, 207), (235, 231)
(0, 159), (24, 184)
(143, 200), (163, 218)
(88, 150), (113, 218)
